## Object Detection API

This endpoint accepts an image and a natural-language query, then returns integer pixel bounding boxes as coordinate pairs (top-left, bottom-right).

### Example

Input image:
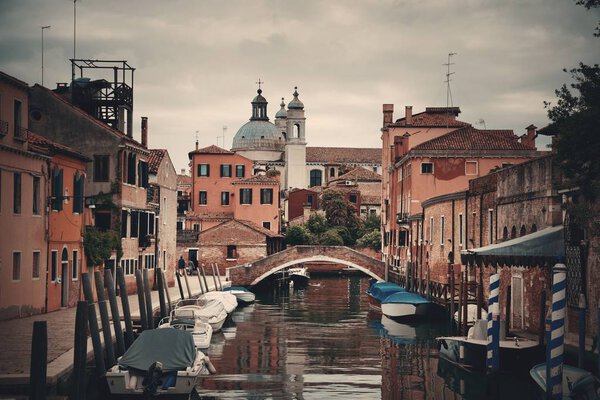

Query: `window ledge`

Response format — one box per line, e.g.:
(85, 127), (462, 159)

(226, 258), (237, 261)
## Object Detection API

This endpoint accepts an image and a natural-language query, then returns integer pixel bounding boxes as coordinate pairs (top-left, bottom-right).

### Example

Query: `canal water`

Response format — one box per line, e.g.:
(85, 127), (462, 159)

(193, 275), (540, 400)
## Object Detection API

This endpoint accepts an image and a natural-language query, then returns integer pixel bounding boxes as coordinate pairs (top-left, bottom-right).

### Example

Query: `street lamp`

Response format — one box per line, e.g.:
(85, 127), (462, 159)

(41, 25), (51, 86)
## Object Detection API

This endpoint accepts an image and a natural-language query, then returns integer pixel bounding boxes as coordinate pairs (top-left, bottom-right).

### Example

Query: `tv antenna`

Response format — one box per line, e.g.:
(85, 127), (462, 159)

(444, 52), (457, 109)
(222, 125), (227, 148)
(72, 0), (78, 82)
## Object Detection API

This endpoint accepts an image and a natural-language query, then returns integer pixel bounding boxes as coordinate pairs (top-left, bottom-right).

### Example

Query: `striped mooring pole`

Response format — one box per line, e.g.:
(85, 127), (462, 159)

(486, 272), (500, 372)
(546, 263), (567, 399)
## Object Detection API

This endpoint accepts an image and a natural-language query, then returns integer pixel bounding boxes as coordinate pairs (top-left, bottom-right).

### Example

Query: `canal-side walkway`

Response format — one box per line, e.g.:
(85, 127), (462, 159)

(0, 275), (226, 387)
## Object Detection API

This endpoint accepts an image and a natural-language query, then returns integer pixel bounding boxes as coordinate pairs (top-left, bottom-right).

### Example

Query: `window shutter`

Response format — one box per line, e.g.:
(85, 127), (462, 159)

(57, 169), (63, 211)
(121, 210), (128, 238)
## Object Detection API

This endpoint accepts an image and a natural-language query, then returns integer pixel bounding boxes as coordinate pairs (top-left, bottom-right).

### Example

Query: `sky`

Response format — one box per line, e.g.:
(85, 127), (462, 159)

(1, 0), (598, 172)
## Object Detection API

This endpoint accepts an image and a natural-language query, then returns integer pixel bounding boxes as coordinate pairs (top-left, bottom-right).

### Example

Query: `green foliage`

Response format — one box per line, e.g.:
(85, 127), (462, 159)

(360, 213), (380, 236)
(356, 230), (382, 250)
(319, 229), (344, 246)
(306, 213), (329, 236)
(321, 189), (361, 230)
(575, 0), (600, 36)
(84, 227), (122, 267)
(285, 225), (312, 246)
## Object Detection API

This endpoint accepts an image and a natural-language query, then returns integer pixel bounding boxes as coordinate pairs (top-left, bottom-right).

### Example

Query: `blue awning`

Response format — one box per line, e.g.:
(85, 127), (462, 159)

(460, 225), (564, 267)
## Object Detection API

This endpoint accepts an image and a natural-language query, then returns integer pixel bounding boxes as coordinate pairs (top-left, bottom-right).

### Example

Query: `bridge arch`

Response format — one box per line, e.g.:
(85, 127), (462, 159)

(227, 246), (386, 287)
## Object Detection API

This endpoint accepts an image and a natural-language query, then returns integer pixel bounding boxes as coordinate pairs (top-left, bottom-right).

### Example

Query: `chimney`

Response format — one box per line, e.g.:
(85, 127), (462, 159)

(522, 124), (537, 149)
(141, 117), (148, 147)
(383, 104), (394, 126)
(181, 168), (186, 175)
(405, 106), (413, 125)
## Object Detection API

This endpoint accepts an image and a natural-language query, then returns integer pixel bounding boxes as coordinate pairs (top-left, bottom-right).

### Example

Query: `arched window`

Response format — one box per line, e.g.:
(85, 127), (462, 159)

(329, 167), (335, 177)
(531, 224), (537, 233)
(520, 225), (527, 237)
(502, 227), (508, 241)
(511, 226), (517, 239)
(293, 124), (300, 138)
(309, 169), (322, 187)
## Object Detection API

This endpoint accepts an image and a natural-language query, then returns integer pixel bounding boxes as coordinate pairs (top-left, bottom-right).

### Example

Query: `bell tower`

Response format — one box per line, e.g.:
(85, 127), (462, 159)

(284, 87), (307, 189)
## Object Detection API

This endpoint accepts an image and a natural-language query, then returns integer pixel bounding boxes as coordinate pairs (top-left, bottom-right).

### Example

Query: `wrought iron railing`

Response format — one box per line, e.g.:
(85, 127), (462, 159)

(0, 120), (7, 136)
(14, 125), (28, 141)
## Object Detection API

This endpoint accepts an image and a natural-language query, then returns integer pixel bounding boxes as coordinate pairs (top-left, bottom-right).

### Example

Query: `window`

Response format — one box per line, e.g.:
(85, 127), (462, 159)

(221, 191), (230, 206)
(13, 172), (21, 214)
(13, 99), (22, 138)
(12, 252), (21, 281)
(32, 251), (40, 279)
(307, 194), (314, 206)
(421, 162), (433, 174)
(520, 225), (527, 237)
(235, 165), (245, 178)
(127, 153), (136, 185)
(93, 155), (109, 181)
(51, 250), (58, 282)
(220, 164), (232, 177)
(488, 210), (494, 244)
(309, 169), (322, 187)
(511, 226), (517, 239)
(121, 210), (129, 238)
(262, 221), (271, 230)
(227, 245), (237, 260)
(72, 250), (78, 280)
(329, 167), (335, 177)
(440, 216), (445, 245)
(51, 166), (63, 211)
(61, 248), (68, 284)
(373, 165), (378, 173)
(193, 223), (200, 232)
(73, 172), (84, 213)
(465, 161), (478, 175)
(144, 254), (155, 269)
(503, 227), (508, 241)
(95, 211), (111, 231)
(240, 188), (252, 205)
(197, 163), (210, 177)
(131, 211), (139, 238)
(429, 217), (434, 243)
(531, 224), (537, 233)
(459, 213), (463, 245)
(148, 213), (155, 235)
(260, 188), (273, 204)
(199, 191), (208, 205)
(349, 194), (358, 204)
(122, 259), (134, 275)
(138, 161), (149, 188)
(176, 221), (183, 230)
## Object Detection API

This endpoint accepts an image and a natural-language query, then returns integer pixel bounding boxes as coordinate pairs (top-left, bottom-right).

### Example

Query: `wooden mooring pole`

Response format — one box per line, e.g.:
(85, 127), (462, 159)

(104, 269), (125, 357)
(81, 273), (106, 377)
(182, 268), (193, 298)
(30, 320), (47, 400)
(196, 268), (205, 294)
(94, 271), (116, 367)
(449, 263), (455, 334)
(142, 269), (154, 329)
(215, 264), (224, 290)
(210, 263), (219, 291)
(200, 263), (210, 292)
(175, 270), (185, 300)
(156, 268), (168, 319)
(135, 269), (148, 331)
(116, 267), (135, 348)
(71, 301), (88, 400)
(458, 270), (464, 335)
(162, 268), (173, 314)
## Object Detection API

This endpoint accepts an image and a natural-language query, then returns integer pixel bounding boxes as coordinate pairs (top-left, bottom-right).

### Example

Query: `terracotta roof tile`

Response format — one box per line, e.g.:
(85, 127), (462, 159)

(413, 127), (532, 151)
(306, 147), (381, 164)
(360, 194), (381, 205)
(188, 145), (234, 158)
(391, 107), (471, 128)
(334, 167), (381, 182)
(27, 132), (91, 161)
(148, 149), (166, 174)
(199, 219), (281, 240)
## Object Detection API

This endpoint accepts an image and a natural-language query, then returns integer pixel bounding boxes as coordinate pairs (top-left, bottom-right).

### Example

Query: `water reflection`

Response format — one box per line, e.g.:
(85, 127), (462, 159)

(193, 276), (538, 400)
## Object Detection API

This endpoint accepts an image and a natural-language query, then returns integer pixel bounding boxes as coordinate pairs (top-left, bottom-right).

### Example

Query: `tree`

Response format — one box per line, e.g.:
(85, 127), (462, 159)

(319, 229), (344, 246)
(575, 0), (600, 36)
(356, 230), (382, 250)
(285, 225), (312, 246)
(360, 213), (380, 236)
(83, 227), (122, 267)
(306, 213), (328, 236)
(320, 189), (361, 230)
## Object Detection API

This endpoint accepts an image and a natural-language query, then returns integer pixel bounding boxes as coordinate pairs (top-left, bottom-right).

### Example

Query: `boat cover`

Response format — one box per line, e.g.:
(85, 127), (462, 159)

(368, 282), (405, 302)
(382, 291), (430, 305)
(118, 329), (196, 372)
(224, 286), (250, 292)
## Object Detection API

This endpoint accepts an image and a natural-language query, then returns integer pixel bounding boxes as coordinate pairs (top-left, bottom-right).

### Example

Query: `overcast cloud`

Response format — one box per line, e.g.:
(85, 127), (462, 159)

(1, 0), (598, 171)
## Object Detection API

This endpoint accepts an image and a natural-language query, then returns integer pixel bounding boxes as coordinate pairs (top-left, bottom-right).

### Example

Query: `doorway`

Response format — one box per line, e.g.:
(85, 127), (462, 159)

(511, 274), (523, 330)
(61, 248), (69, 307)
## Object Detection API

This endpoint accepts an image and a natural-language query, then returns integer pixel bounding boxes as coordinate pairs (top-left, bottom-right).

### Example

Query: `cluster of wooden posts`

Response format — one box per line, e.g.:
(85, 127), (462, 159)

(29, 262), (225, 400)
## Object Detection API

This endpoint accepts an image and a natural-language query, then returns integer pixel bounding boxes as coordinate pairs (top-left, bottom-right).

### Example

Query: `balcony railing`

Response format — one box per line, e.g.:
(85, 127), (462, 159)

(0, 120), (7, 136)
(14, 125), (29, 142)
(177, 229), (199, 243)
(396, 212), (410, 224)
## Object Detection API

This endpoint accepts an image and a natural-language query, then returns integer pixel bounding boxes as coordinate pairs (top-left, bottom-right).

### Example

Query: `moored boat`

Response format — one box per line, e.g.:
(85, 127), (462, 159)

(106, 329), (215, 397)
(224, 286), (256, 305)
(381, 291), (431, 319)
(367, 281), (405, 312)
(158, 308), (213, 350)
(288, 267), (310, 288)
(174, 298), (228, 332)
(198, 290), (238, 314)
(437, 319), (544, 374)
(529, 363), (600, 399)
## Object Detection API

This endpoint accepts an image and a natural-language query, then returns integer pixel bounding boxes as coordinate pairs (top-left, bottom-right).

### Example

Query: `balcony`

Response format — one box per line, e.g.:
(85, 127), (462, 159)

(396, 212), (410, 224)
(14, 125), (29, 142)
(0, 120), (7, 136)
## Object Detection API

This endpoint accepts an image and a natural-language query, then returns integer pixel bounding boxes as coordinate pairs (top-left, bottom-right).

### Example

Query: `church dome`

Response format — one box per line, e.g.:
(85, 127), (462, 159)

(232, 87), (285, 152)
(287, 87), (304, 110)
(275, 98), (287, 119)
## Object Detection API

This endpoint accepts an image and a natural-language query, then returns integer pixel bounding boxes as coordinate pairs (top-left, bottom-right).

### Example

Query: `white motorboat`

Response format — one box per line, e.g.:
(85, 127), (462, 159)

(198, 291), (238, 314)
(288, 267), (310, 288)
(437, 319), (544, 374)
(367, 281), (405, 312)
(223, 286), (256, 305)
(106, 329), (216, 396)
(454, 304), (487, 326)
(158, 308), (213, 350)
(174, 298), (228, 332)
(381, 291), (431, 319)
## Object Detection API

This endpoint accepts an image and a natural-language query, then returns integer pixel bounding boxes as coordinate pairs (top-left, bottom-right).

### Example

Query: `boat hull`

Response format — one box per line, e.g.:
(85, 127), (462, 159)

(529, 363), (600, 399)
(437, 336), (544, 374)
(381, 302), (430, 319)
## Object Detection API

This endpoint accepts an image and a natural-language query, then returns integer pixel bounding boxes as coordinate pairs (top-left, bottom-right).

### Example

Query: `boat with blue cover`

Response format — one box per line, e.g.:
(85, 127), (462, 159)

(381, 291), (431, 319)
(367, 281), (405, 311)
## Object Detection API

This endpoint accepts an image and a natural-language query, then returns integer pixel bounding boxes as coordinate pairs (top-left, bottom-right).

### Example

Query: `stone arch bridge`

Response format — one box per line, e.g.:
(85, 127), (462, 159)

(227, 245), (385, 287)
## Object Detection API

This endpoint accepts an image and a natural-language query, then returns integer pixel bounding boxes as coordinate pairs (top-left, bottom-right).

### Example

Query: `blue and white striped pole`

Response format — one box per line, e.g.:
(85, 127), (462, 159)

(486, 273), (500, 372)
(546, 263), (567, 399)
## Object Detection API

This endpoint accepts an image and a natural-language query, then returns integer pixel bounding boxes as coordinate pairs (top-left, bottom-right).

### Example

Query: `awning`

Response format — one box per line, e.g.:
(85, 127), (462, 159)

(460, 225), (564, 267)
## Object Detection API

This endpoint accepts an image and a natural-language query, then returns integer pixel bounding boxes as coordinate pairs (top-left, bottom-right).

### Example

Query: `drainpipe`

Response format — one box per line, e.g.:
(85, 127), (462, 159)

(45, 160), (51, 314)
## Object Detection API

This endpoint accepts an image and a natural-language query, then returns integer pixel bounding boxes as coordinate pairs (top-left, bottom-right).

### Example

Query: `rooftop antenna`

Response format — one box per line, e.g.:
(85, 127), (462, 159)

(222, 125), (227, 149)
(72, 0), (78, 82)
(195, 130), (199, 150)
(443, 52), (457, 128)
(477, 118), (487, 130)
